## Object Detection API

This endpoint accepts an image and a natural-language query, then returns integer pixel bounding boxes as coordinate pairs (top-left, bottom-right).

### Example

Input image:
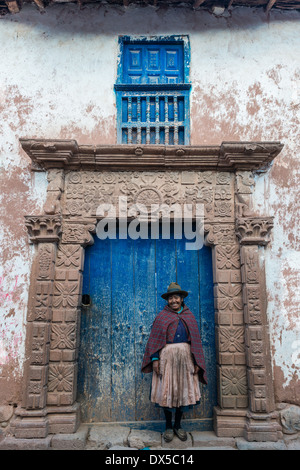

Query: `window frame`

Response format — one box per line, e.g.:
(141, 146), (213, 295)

(115, 35), (191, 146)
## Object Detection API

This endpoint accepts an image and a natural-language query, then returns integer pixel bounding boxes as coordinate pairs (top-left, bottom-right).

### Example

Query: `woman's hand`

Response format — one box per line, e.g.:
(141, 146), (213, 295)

(153, 360), (160, 375)
(193, 365), (200, 375)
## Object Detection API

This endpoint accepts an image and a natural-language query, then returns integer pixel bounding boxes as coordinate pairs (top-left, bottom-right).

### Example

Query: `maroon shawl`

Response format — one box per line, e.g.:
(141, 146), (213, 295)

(141, 305), (207, 385)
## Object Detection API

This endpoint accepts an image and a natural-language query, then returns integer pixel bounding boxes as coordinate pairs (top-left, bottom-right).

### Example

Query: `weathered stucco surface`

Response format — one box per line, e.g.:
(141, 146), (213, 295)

(0, 4), (299, 406)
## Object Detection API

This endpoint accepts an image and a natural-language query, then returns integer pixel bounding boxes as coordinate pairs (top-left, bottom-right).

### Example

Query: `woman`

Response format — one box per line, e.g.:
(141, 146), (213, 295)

(141, 282), (207, 442)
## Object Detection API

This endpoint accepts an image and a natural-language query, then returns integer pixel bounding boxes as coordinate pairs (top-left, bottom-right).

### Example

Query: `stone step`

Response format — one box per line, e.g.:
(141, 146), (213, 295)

(1, 424), (299, 450)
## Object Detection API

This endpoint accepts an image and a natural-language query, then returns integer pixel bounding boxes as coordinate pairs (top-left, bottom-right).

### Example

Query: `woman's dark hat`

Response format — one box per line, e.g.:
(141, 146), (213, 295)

(161, 282), (188, 300)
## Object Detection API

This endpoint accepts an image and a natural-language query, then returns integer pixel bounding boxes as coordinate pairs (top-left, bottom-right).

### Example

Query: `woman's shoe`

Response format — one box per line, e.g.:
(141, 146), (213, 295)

(173, 427), (187, 441)
(163, 428), (174, 442)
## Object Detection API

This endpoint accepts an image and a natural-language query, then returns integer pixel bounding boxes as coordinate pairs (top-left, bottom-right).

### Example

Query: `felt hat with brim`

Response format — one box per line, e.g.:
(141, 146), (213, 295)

(161, 282), (188, 300)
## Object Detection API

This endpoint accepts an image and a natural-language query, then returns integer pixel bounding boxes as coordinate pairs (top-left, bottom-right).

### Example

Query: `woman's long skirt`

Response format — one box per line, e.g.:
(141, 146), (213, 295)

(150, 343), (201, 411)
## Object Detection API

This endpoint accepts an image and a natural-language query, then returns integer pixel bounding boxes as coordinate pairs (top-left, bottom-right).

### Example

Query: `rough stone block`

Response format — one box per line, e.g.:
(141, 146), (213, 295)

(284, 436), (300, 450)
(191, 431), (236, 448)
(236, 438), (286, 450)
(0, 436), (52, 450)
(86, 425), (131, 450)
(128, 429), (162, 449)
(280, 405), (300, 435)
(0, 405), (14, 423)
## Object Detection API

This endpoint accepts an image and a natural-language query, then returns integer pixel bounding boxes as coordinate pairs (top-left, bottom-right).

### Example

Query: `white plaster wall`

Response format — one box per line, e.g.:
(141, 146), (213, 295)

(0, 3), (299, 402)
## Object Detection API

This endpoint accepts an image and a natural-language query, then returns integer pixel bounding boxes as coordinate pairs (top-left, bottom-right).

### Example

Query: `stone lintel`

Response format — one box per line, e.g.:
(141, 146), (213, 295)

(20, 140), (284, 172)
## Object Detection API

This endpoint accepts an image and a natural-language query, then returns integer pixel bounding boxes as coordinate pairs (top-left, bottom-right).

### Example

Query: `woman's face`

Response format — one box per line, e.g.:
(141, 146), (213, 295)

(168, 294), (183, 311)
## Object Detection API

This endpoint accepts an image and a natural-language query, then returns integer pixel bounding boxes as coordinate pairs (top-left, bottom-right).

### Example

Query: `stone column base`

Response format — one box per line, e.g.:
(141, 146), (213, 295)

(244, 411), (283, 442)
(213, 406), (247, 438)
(11, 413), (49, 439)
(214, 407), (283, 441)
(47, 403), (81, 434)
(11, 402), (81, 439)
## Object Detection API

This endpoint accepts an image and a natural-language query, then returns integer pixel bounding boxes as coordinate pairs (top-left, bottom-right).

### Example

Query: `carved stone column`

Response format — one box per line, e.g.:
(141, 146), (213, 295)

(206, 222), (248, 437)
(236, 217), (283, 441)
(13, 215), (61, 438)
(205, 171), (248, 438)
(12, 170), (64, 438)
(46, 218), (96, 434)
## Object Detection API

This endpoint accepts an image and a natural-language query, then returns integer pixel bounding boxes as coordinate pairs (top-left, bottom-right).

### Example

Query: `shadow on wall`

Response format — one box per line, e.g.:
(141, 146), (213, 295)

(1, 3), (300, 37)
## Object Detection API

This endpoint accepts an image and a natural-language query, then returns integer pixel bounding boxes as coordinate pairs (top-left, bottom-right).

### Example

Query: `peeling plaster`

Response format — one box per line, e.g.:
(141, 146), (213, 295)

(0, 3), (299, 403)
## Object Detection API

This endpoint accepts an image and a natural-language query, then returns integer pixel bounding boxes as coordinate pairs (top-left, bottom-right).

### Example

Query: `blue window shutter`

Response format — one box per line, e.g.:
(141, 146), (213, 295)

(124, 44), (184, 85)
(116, 37), (190, 145)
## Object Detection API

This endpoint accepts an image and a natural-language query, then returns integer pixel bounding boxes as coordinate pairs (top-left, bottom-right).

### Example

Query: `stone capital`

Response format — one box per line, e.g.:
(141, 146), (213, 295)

(235, 217), (274, 246)
(25, 215), (62, 244)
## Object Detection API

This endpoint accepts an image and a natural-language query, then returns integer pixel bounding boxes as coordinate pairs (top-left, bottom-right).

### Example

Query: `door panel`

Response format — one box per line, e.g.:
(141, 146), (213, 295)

(134, 237), (157, 421)
(111, 237), (136, 421)
(123, 43), (184, 84)
(77, 224), (216, 427)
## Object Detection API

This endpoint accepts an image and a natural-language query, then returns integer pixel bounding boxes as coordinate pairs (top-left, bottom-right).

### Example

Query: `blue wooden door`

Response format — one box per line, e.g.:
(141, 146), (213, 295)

(77, 224), (216, 429)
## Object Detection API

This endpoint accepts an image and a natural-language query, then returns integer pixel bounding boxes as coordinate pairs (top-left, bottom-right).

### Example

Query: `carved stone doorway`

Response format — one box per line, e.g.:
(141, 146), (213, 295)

(14, 140), (284, 441)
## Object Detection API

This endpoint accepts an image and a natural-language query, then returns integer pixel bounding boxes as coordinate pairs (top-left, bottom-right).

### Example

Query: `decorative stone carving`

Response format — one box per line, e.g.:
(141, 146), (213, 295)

(219, 327), (245, 354)
(53, 282), (81, 309)
(205, 224), (237, 246)
(219, 141), (283, 171)
(221, 367), (247, 396)
(217, 365), (248, 409)
(51, 323), (77, 350)
(217, 284), (243, 312)
(48, 363), (77, 406)
(239, 237), (282, 440)
(20, 140), (284, 172)
(236, 217), (274, 245)
(37, 244), (56, 280)
(21, 214), (58, 417)
(63, 170), (220, 221)
(216, 172), (231, 185)
(18, 141), (284, 441)
(43, 169), (64, 215)
(216, 245), (240, 270)
(135, 187), (162, 207)
(25, 215), (62, 243)
(56, 245), (84, 270)
(241, 247), (260, 284)
(236, 172), (255, 194)
(235, 171), (255, 217)
(215, 202), (232, 218)
(21, 139), (77, 168)
(61, 220), (97, 245)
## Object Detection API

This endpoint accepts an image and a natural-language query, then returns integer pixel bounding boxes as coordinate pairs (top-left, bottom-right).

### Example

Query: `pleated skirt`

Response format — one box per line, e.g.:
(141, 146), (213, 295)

(150, 343), (201, 411)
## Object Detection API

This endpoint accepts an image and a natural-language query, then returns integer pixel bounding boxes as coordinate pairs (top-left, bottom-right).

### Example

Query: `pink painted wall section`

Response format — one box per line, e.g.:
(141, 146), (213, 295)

(0, 4), (299, 405)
